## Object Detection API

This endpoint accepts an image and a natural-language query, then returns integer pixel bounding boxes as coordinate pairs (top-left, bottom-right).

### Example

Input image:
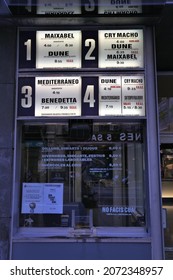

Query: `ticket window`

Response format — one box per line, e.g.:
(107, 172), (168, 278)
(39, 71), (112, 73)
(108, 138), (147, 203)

(19, 120), (146, 233)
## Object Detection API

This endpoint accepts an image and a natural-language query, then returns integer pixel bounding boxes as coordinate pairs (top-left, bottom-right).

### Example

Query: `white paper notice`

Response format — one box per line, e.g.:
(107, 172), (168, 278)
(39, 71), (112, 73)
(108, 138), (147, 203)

(21, 183), (63, 214)
(98, 0), (142, 15)
(36, 30), (81, 68)
(122, 76), (145, 116)
(35, 76), (81, 116)
(99, 76), (122, 116)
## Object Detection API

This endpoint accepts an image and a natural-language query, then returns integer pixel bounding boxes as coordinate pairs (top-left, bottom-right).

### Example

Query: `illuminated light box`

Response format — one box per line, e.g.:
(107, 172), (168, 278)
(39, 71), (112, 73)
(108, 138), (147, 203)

(36, 0), (81, 15)
(35, 76), (82, 116)
(18, 75), (145, 117)
(21, 183), (63, 214)
(99, 75), (145, 116)
(98, 0), (142, 15)
(36, 31), (82, 68)
(122, 76), (145, 116)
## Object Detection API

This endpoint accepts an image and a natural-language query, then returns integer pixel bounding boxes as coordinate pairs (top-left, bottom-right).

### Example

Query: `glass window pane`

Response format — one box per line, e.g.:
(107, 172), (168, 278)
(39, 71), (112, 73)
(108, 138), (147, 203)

(19, 120), (145, 229)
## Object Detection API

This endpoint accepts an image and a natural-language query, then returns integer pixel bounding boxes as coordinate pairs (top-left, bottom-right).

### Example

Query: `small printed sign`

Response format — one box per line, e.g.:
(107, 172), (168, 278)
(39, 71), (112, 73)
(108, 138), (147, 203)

(36, 0), (81, 15)
(18, 75), (145, 117)
(21, 183), (63, 214)
(19, 29), (144, 69)
(99, 76), (122, 116)
(122, 76), (145, 116)
(36, 30), (82, 68)
(98, 0), (142, 15)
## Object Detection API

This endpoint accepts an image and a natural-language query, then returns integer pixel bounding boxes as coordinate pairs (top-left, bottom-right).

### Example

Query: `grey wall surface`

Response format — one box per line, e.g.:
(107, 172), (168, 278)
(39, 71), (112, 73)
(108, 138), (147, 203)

(0, 26), (16, 259)
(12, 241), (151, 260)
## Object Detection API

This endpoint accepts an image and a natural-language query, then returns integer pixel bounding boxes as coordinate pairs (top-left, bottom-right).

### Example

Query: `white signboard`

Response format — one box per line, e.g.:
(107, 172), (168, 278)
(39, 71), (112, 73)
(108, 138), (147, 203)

(122, 76), (145, 116)
(36, 0), (81, 15)
(99, 76), (122, 116)
(21, 183), (63, 214)
(98, 0), (142, 15)
(36, 30), (81, 68)
(35, 76), (81, 116)
(98, 29), (144, 68)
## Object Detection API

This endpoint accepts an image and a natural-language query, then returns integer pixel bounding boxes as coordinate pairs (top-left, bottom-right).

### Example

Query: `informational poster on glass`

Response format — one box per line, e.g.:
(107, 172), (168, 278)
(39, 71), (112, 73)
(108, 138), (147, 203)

(36, 0), (81, 15)
(36, 31), (81, 68)
(98, 29), (143, 68)
(122, 76), (145, 116)
(99, 76), (122, 116)
(35, 76), (81, 116)
(21, 183), (63, 214)
(98, 0), (142, 15)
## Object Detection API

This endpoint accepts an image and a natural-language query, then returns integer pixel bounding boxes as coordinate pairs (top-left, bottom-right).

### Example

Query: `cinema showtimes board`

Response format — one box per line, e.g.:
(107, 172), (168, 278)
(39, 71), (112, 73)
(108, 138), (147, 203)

(35, 77), (82, 116)
(19, 29), (143, 69)
(18, 28), (145, 117)
(18, 75), (145, 117)
(36, 31), (82, 68)
(98, 30), (143, 68)
(36, 0), (142, 15)
(98, 0), (142, 15)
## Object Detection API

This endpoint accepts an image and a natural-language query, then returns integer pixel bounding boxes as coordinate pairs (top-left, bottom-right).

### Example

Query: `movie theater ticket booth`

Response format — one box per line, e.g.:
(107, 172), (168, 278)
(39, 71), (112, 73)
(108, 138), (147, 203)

(10, 2), (164, 260)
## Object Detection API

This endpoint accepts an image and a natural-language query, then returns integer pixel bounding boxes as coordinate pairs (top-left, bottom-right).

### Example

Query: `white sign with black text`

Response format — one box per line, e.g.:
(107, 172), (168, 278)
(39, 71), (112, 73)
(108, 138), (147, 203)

(99, 75), (145, 116)
(21, 183), (63, 214)
(35, 76), (81, 116)
(99, 76), (122, 116)
(36, 30), (82, 68)
(122, 76), (145, 116)
(36, 0), (81, 15)
(98, 0), (142, 15)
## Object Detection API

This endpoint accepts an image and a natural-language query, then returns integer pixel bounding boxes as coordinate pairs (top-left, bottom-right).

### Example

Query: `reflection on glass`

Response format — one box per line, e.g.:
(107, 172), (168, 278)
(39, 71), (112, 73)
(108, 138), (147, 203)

(20, 120), (145, 228)
(159, 97), (173, 133)
(98, 0), (142, 15)
(7, 0), (164, 16)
